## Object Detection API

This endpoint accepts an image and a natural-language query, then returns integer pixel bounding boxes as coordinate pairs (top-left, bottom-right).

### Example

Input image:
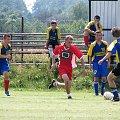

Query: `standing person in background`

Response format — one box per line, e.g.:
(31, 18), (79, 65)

(0, 34), (11, 96)
(45, 20), (61, 65)
(48, 35), (88, 99)
(98, 27), (120, 102)
(87, 31), (110, 96)
(84, 15), (102, 47)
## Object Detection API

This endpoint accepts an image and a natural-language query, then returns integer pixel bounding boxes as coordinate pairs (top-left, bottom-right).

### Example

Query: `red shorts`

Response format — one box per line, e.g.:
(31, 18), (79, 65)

(58, 67), (72, 80)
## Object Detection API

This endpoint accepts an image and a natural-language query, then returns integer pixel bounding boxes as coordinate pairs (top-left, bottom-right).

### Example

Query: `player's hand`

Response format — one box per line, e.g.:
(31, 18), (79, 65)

(98, 60), (103, 65)
(82, 69), (88, 76)
(51, 64), (56, 69)
(6, 54), (11, 60)
(91, 31), (96, 35)
(107, 62), (110, 68)
(44, 45), (48, 49)
(89, 64), (93, 70)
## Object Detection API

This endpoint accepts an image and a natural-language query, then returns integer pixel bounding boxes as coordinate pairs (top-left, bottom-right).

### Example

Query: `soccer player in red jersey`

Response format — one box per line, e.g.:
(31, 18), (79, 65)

(48, 35), (88, 99)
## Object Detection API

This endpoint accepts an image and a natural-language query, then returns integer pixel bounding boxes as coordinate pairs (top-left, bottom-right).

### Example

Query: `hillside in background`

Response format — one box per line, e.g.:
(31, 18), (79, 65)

(0, 0), (88, 33)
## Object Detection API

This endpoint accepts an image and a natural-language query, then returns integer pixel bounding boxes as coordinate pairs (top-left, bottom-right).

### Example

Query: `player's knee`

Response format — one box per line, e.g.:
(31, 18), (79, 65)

(48, 47), (53, 58)
(62, 74), (70, 81)
(84, 30), (89, 36)
(3, 73), (9, 80)
(107, 73), (113, 81)
(48, 45), (52, 48)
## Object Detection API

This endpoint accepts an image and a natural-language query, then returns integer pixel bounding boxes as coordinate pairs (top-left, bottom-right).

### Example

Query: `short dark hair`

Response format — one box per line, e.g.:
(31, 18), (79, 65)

(111, 27), (120, 37)
(65, 35), (73, 41)
(94, 15), (100, 20)
(3, 34), (11, 39)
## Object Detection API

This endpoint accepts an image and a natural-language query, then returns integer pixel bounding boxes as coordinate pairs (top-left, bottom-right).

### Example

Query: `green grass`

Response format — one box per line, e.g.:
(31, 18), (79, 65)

(0, 90), (120, 120)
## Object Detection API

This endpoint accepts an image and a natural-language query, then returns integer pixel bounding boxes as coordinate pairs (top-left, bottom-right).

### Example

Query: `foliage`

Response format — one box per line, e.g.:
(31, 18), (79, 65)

(59, 19), (86, 34)
(70, 1), (88, 20)
(0, 64), (93, 90)
(9, 64), (54, 89)
(0, 0), (28, 16)
(0, 0), (88, 33)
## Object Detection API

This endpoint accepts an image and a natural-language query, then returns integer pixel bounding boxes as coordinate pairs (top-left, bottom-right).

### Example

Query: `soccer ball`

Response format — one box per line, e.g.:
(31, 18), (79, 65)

(103, 91), (114, 100)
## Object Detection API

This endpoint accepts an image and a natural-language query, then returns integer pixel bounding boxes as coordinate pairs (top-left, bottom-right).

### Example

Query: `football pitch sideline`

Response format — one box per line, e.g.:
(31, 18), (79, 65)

(0, 90), (120, 120)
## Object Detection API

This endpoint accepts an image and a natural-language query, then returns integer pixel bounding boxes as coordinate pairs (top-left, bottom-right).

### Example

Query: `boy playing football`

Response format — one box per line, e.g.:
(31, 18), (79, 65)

(48, 35), (87, 99)
(0, 34), (11, 96)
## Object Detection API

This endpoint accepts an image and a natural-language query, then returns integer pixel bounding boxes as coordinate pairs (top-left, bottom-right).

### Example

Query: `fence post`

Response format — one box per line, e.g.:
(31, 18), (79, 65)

(21, 17), (24, 62)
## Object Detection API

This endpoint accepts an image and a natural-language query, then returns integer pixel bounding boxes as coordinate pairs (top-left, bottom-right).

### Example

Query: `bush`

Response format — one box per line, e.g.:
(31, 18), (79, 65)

(0, 63), (94, 90)
(8, 63), (53, 89)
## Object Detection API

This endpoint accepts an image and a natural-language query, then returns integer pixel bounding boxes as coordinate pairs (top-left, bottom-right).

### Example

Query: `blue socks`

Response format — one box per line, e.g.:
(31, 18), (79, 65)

(94, 82), (99, 95)
(111, 88), (119, 98)
(101, 81), (106, 95)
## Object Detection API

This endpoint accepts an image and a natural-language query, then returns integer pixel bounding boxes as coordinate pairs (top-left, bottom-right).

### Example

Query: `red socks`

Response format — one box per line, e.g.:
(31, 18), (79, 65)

(4, 80), (10, 91)
(84, 36), (88, 46)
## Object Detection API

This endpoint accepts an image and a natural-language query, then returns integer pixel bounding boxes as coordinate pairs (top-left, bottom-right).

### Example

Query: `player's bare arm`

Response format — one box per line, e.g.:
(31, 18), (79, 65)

(98, 52), (112, 65)
(89, 56), (93, 70)
(51, 53), (56, 69)
(0, 54), (11, 59)
(80, 57), (88, 76)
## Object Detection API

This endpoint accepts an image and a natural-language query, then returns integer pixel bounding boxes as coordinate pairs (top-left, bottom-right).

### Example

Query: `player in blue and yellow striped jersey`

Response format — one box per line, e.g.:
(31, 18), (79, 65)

(99, 27), (120, 101)
(88, 31), (110, 96)
(45, 20), (61, 57)
(84, 15), (102, 47)
(0, 34), (11, 96)
(45, 20), (61, 65)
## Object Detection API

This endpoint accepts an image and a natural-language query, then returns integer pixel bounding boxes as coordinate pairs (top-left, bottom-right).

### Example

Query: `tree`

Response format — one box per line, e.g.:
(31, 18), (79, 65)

(0, 0), (28, 16)
(70, 2), (88, 21)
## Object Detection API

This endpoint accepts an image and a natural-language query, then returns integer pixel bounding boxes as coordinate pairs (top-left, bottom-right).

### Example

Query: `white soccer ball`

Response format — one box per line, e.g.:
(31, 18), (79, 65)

(103, 91), (114, 100)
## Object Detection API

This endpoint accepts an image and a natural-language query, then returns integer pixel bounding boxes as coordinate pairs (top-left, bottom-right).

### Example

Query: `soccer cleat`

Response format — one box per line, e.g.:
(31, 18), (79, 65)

(111, 97), (119, 102)
(48, 79), (56, 89)
(68, 96), (72, 99)
(5, 90), (10, 96)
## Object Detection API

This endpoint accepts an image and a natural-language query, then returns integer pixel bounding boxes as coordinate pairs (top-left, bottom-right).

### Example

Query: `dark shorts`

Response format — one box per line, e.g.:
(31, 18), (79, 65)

(88, 35), (95, 45)
(112, 63), (120, 76)
(0, 62), (10, 75)
(47, 40), (59, 49)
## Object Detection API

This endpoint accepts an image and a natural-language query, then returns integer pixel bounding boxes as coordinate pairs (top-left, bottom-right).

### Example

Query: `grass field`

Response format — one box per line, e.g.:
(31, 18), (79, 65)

(0, 90), (120, 120)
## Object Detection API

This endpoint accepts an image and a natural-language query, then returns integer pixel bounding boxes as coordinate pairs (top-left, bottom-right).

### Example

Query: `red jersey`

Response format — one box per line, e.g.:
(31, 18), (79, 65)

(53, 44), (83, 70)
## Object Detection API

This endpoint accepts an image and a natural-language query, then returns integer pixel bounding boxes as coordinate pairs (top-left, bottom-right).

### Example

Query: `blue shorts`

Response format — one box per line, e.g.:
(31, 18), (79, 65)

(0, 62), (10, 75)
(93, 61), (108, 78)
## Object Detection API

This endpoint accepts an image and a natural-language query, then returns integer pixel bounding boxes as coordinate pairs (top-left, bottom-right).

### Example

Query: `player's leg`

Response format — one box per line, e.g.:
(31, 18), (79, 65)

(94, 77), (99, 96)
(107, 71), (119, 101)
(48, 45), (53, 67)
(100, 61), (107, 95)
(48, 79), (65, 89)
(62, 74), (72, 99)
(1, 63), (10, 96)
(83, 30), (89, 46)
(93, 62), (100, 95)
(108, 63), (120, 101)
(3, 71), (10, 96)
(54, 45), (59, 63)
(101, 77), (106, 95)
